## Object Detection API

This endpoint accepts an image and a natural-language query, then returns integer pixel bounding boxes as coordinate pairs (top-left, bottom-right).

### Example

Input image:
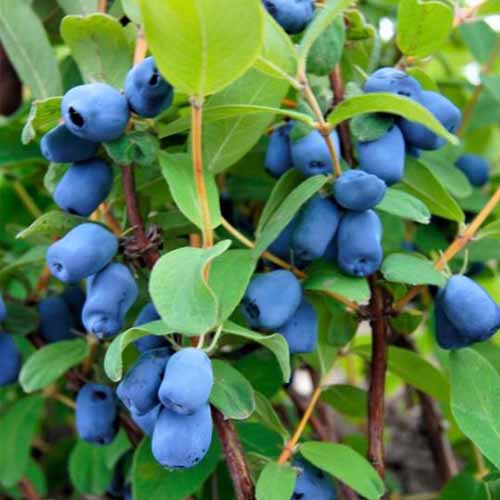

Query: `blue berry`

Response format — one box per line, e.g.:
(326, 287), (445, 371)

(159, 348), (213, 415)
(292, 130), (341, 177)
(38, 296), (76, 343)
(47, 223), (118, 283)
(76, 383), (118, 445)
(40, 124), (98, 163)
(265, 123), (293, 178)
(124, 57), (173, 118)
(61, 83), (130, 142)
(293, 458), (337, 500)
(364, 67), (421, 100)
(291, 196), (341, 261)
(0, 294), (6, 322)
(131, 404), (160, 437)
(357, 125), (406, 186)
(278, 299), (318, 354)
(54, 158), (114, 217)
(152, 404), (213, 470)
(83, 263), (138, 339)
(0, 333), (21, 387)
(398, 91), (461, 150)
(333, 169), (386, 211)
(241, 270), (302, 330)
(455, 154), (490, 187)
(117, 347), (170, 415)
(262, 0), (315, 34)
(337, 210), (383, 277)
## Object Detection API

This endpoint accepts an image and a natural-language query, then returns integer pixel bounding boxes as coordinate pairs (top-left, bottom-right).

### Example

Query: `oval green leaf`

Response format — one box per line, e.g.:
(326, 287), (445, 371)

(139, 0), (264, 97)
(381, 253), (446, 287)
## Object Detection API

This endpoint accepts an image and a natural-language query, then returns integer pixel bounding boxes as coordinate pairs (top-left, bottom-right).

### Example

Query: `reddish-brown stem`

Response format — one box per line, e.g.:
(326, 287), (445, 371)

(121, 164), (159, 269)
(98, 0), (107, 13)
(0, 43), (22, 116)
(367, 276), (389, 478)
(329, 65), (354, 166)
(18, 477), (39, 500)
(212, 408), (254, 500)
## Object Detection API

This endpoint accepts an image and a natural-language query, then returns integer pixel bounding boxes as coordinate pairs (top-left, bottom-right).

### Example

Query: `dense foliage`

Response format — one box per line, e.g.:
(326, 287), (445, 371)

(0, 0), (500, 499)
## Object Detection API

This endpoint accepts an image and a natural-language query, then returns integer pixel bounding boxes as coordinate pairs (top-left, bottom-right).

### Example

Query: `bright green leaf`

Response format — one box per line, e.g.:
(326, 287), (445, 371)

(381, 253), (446, 286)
(256, 461), (296, 500)
(21, 97), (63, 145)
(376, 188), (431, 224)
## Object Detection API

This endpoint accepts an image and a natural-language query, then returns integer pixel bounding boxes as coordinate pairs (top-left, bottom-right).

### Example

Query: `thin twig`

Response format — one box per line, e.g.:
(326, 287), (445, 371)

(12, 180), (42, 218)
(367, 275), (389, 478)
(278, 386), (323, 464)
(18, 477), (39, 500)
(98, 0), (107, 13)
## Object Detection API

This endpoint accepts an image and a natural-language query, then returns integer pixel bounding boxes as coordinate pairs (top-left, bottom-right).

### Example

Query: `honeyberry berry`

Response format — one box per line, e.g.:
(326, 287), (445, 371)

(131, 405), (161, 437)
(455, 154), (490, 187)
(292, 129), (341, 177)
(40, 124), (98, 163)
(76, 383), (118, 445)
(54, 158), (114, 217)
(159, 348), (213, 415)
(336, 209), (383, 277)
(262, 0), (315, 34)
(364, 67), (421, 100)
(152, 404), (213, 470)
(242, 270), (302, 330)
(47, 223), (118, 283)
(265, 122), (293, 178)
(124, 57), (173, 118)
(61, 83), (130, 142)
(82, 263), (138, 339)
(357, 125), (406, 186)
(0, 333), (21, 387)
(38, 295), (76, 343)
(278, 299), (318, 354)
(0, 294), (6, 322)
(291, 196), (341, 261)
(117, 347), (170, 415)
(293, 458), (337, 500)
(333, 169), (386, 211)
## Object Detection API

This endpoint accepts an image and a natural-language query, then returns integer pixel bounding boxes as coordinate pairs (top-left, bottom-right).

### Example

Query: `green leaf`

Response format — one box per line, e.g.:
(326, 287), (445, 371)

(350, 113), (394, 142)
(61, 13), (134, 88)
(69, 441), (113, 495)
(209, 250), (257, 323)
(132, 436), (221, 500)
(21, 97), (63, 145)
(327, 93), (459, 146)
(0, 396), (44, 488)
(253, 175), (329, 256)
(149, 241), (230, 336)
(254, 391), (289, 439)
(450, 349), (500, 471)
(121, 0), (142, 23)
(210, 360), (255, 420)
(400, 158), (464, 222)
(389, 309), (424, 335)
(19, 339), (90, 392)
(300, 442), (385, 499)
(57, 0), (98, 15)
(376, 188), (431, 224)
(222, 321), (291, 383)
(396, 0), (453, 58)
(459, 20), (498, 64)
(159, 152), (221, 230)
(322, 384), (368, 418)
(0, 0), (62, 98)
(139, 0), (264, 97)
(297, 0), (352, 70)
(104, 132), (159, 166)
(482, 75), (500, 104)
(381, 253), (446, 287)
(0, 246), (48, 283)
(255, 12), (297, 80)
(304, 261), (370, 303)
(104, 320), (174, 382)
(419, 152), (472, 200)
(353, 344), (450, 405)
(256, 461), (296, 500)
(0, 127), (41, 167)
(105, 429), (131, 469)
(16, 211), (86, 245)
(158, 104), (315, 139)
(4, 302), (39, 337)
(257, 169), (304, 235)
(201, 68), (289, 174)
(477, 219), (500, 240)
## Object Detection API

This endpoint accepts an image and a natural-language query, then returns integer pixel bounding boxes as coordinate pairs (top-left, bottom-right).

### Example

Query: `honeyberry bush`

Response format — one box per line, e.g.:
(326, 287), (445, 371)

(1, 0), (500, 498)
